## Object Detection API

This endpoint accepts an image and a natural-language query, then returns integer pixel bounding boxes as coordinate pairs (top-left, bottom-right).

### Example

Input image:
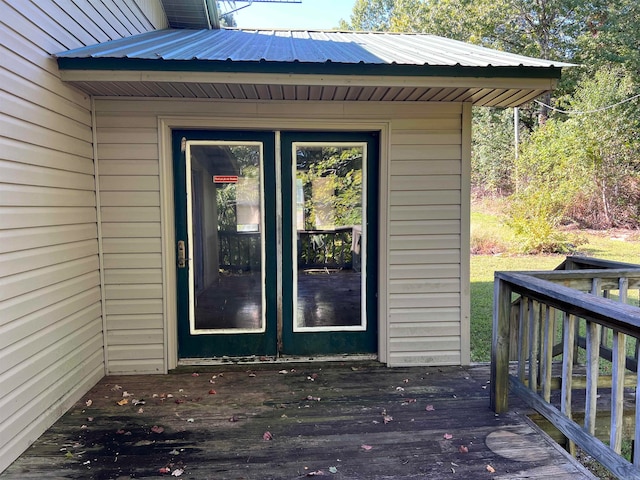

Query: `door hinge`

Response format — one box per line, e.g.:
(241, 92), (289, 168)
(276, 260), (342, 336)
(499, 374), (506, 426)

(177, 240), (187, 268)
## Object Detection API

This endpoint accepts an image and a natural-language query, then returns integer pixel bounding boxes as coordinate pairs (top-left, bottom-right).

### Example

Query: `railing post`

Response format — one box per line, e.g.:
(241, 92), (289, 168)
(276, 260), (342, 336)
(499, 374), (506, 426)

(491, 275), (511, 413)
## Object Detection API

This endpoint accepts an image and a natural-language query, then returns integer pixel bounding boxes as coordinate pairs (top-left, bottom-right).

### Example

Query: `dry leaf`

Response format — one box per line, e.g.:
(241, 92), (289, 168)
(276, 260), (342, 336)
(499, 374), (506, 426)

(116, 399), (128, 406)
(486, 465), (496, 473)
(158, 467), (171, 474)
(383, 415), (393, 424)
(263, 431), (273, 441)
(306, 470), (326, 476)
(425, 404), (435, 411)
(403, 378), (409, 383)
(278, 370), (288, 374)
(458, 445), (469, 453)
(329, 466), (338, 474)
(443, 433), (453, 440)
(171, 468), (184, 477)
(137, 408), (144, 414)
(229, 415), (239, 422)
(395, 386), (405, 392)
(361, 444), (373, 451)
(209, 389), (217, 395)
(111, 385), (122, 391)
(122, 391), (132, 398)
(191, 372), (199, 377)
(85, 399), (93, 407)
(151, 425), (164, 434)
(186, 418), (194, 423)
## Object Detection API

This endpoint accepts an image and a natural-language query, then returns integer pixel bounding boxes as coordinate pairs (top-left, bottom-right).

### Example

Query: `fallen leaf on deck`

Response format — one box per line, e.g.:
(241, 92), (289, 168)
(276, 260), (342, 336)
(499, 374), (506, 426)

(158, 467), (171, 474)
(111, 385), (122, 391)
(401, 398), (417, 405)
(170, 449), (180, 455)
(306, 470), (326, 476)
(87, 417), (94, 422)
(85, 400), (92, 407)
(171, 468), (184, 476)
(458, 445), (469, 453)
(425, 404), (435, 411)
(133, 399), (145, 406)
(229, 415), (239, 422)
(209, 389), (217, 395)
(192, 372), (199, 377)
(151, 425), (164, 434)
(116, 399), (128, 406)
(305, 395), (321, 401)
(351, 367), (360, 371)
(395, 386), (405, 392)
(486, 465), (496, 473)
(138, 408), (144, 414)
(361, 444), (373, 451)
(443, 433), (453, 440)
(186, 418), (194, 423)
(248, 372), (257, 377)
(279, 370), (288, 374)
(383, 415), (393, 424)
(329, 466), (338, 474)
(175, 399), (185, 404)
(122, 391), (132, 398)
(403, 378), (409, 383)
(263, 431), (273, 441)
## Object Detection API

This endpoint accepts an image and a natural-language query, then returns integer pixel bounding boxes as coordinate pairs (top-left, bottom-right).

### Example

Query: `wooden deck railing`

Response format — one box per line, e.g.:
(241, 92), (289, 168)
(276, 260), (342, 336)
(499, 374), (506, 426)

(490, 258), (640, 479)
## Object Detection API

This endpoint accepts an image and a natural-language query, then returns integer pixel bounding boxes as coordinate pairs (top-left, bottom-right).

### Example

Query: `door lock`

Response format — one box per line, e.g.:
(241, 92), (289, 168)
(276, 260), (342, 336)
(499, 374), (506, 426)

(177, 240), (186, 268)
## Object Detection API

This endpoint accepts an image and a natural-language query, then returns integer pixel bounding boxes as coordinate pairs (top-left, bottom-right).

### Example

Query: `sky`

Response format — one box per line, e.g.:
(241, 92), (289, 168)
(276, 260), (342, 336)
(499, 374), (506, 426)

(228, 0), (356, 30)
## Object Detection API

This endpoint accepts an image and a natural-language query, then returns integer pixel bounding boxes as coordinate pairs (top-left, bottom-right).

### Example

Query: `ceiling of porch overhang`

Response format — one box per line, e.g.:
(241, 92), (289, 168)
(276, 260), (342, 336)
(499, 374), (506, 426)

(56, 29), (573, 107)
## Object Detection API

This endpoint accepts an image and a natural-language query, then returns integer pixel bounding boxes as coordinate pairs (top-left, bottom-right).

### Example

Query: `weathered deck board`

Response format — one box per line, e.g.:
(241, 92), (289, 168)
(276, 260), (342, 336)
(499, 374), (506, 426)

(1, 364), (594, 479)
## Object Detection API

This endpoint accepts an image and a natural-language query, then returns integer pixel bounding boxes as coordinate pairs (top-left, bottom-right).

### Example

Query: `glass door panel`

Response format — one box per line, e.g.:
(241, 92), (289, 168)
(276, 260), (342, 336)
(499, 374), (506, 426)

(293, 143), (366, 331)
(187, 142), (265, 334)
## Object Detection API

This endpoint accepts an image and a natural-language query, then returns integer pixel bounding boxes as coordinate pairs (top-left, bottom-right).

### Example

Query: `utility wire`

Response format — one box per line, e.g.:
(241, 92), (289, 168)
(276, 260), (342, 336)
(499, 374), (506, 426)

(534, 92), (640, 115)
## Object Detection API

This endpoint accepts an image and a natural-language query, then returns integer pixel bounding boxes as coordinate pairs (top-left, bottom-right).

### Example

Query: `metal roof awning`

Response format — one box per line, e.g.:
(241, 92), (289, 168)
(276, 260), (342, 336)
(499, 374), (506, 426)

(56, 29), (573, 107)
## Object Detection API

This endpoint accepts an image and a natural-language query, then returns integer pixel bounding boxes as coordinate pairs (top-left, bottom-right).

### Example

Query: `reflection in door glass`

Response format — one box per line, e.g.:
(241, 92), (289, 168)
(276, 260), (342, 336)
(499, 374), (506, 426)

(294, 144), (365, 331)
(187, 143), (264, 333)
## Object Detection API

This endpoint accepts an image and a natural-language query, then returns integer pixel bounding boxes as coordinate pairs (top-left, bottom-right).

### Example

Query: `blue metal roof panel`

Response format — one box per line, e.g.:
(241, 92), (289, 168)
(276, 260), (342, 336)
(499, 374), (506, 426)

(56, 28), (573, 68)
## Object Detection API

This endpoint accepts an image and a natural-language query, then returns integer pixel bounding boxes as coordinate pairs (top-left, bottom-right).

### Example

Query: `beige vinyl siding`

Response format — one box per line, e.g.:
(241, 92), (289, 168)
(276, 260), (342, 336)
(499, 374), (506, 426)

(97, 115), (165, 374)
(0, 0), (161, 473)
(93, 98), (469, 371)
(388, 114), (465, 366)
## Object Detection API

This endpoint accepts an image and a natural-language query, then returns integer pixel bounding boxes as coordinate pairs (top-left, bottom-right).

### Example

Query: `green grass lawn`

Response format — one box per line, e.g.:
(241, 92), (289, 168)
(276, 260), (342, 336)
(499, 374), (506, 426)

(470, 202), (640, 362)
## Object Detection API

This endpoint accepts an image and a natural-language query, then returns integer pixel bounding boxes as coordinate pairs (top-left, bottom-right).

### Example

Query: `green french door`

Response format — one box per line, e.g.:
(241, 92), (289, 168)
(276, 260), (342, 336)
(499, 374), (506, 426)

(173, 130), (378, 359)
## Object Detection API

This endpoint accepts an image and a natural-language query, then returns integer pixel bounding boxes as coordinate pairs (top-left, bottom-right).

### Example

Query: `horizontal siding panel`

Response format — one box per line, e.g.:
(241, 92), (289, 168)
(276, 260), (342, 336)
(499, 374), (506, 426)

(103, 253), (161, 269)
(105, 299), (163, 315)
(0, 159), (94, 190)
(390, 160), (460, 176)
(389, 190), (460, 206)
(99, 175), (159, 191)
(107, 358), (164, 374)
(0, 136), (93, 175)
(390, 249), (460, 266)
(389, 264), (460, 280)
(388, 351), (461, 366)
(0, 239), (98, 278)
(0, 224), (97, 254)
(0, 185), (96, 207)
(107, 329), (164, 345)
(0, 256), (99, 302)
(389, 219), (460, 236)
(0, 207), (96, 228)
(97, 128), (158, 144)
(0, 337), (104, 453)
(392, 118), (462, 130)
(108, 344), (164, 361)
(389, 234), (460, 250)
(390, 145), (461, 161)
(101, 222), (161, 238)
(389, 323), (460, 337)
(105, 284), (163, 300)
(98, 159), (159, 176)
(100, 191), (160, 206)
(104, 268), (162, 284)
(388, 278), (460, 295)
(392, 131), (462, 145)
(102, 238), (162, 254)
(389, 292), (460, 309)
(97, 144), (159, 160)
(0, 292), (100, 352)
(106, 314), (164, 330)
(96, 114), (159, 129)
(1, 274), (100, 326)
(0, 116), (93, 158)
(389, 307), (461, 323)
(100, 206), (161, 222)
(389, 205), (460, 221)
(344, 102), (462, 117)
(1, 94), (93, 144)
(389, 336), (460, 352)
(390, 175), (460, 191)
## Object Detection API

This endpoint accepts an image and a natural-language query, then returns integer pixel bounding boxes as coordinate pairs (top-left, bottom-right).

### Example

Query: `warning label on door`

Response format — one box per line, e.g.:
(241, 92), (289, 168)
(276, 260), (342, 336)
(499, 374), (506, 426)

(213, 175), (239, 183)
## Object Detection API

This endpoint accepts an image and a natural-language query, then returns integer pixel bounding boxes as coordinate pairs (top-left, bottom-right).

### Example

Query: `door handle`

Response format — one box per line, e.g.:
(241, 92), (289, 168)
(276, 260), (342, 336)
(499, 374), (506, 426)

(177, 240), (187, 268)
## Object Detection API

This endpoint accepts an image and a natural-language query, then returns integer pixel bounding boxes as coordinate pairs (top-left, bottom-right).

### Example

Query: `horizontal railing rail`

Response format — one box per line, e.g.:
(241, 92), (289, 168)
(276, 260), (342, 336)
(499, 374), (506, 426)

(491, 264), (640, 479)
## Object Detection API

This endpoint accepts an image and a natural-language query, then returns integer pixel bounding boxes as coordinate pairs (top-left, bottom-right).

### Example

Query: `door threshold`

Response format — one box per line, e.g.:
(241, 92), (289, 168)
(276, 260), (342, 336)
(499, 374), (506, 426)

(178, 353), (378, 366)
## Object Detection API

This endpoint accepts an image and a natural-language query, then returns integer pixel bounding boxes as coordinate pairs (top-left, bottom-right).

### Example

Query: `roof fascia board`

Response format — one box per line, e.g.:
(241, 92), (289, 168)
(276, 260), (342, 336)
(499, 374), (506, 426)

(59, 69), (558, 90)
(56, 57), (563, 80)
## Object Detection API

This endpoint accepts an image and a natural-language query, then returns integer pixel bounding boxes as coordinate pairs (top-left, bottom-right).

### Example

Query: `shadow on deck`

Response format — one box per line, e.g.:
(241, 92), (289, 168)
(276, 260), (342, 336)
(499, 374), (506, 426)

(1, 364), (594, 479)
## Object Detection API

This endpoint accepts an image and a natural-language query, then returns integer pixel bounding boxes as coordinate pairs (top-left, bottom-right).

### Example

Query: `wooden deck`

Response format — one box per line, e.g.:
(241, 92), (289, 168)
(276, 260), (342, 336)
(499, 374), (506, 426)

(1, 363), (595, 479)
